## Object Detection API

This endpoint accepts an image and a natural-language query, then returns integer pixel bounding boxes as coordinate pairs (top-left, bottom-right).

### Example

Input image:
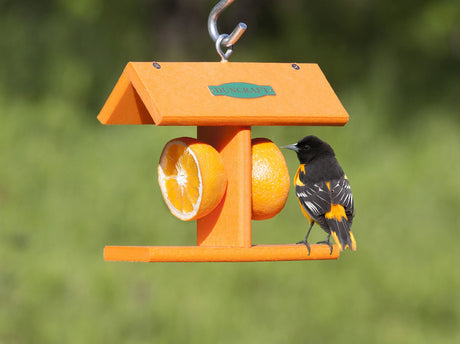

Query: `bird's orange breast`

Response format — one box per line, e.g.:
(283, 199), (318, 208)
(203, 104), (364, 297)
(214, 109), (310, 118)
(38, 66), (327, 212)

(297, 199), (314, 224)
(294, 164), (306, 186)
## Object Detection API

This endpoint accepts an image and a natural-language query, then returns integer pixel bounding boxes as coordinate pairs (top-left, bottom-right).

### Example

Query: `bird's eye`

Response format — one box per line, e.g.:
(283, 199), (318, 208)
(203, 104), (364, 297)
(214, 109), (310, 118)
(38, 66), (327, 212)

(304, 145), (311, 151)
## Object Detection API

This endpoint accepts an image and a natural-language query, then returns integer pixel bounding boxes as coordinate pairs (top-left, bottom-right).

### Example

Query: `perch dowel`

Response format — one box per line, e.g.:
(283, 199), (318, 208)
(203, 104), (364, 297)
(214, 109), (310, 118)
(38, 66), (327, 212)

(104, 244), (339, 262)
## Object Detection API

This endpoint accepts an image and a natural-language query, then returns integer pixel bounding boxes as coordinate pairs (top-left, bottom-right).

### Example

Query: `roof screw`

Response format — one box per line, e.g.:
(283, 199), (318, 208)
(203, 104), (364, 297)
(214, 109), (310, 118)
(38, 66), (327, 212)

(291, 63), (300, 70)
(153, 62), (161, 69)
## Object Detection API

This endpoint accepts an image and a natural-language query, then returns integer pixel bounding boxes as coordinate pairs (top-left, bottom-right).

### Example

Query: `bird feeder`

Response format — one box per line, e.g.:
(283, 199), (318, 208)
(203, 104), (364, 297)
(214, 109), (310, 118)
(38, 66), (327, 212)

(99, 1), (349, 262)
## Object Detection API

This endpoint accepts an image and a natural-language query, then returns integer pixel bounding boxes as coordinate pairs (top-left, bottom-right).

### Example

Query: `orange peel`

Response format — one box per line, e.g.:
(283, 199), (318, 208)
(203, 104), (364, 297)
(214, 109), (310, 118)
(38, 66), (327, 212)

(251, 138), (290, 220)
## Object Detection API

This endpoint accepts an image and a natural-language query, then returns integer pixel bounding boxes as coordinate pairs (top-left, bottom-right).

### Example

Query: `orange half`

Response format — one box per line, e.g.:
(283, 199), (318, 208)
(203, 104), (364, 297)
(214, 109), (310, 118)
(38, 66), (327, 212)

(251, 138), (290, 220)
(158, 137), (227, 221)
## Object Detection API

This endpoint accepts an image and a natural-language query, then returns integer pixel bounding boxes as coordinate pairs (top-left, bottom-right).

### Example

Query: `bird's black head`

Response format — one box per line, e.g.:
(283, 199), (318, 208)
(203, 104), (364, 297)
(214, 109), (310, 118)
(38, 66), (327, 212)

(282, 135), (335, 164)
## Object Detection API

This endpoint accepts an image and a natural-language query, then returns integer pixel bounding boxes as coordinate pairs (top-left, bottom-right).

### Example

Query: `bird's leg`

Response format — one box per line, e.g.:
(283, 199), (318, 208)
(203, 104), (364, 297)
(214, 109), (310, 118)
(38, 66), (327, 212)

(317, 233), (333, 255)
(297, 222), (314, 255)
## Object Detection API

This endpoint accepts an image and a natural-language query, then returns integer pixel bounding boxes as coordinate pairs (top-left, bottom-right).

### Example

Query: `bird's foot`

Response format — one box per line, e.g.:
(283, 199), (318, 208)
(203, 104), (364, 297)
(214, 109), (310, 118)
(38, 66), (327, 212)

(297, 239), (311, 256)
(316, 240), (333, 255)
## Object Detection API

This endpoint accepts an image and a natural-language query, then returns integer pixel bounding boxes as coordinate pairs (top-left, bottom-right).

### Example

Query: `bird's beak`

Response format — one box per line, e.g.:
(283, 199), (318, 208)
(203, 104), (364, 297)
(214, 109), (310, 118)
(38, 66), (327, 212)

(281, 144), (299, 152)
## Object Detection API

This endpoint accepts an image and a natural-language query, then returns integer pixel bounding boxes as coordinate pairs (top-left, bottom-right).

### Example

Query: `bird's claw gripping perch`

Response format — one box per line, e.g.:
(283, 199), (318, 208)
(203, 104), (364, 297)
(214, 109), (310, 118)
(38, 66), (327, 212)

(297, 239), (311, 256)
(316, 240), (334, 255)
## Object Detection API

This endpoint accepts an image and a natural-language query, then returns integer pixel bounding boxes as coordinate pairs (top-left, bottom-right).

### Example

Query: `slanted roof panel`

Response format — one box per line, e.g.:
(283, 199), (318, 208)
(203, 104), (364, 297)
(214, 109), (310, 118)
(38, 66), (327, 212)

(99, 62), (349, 126)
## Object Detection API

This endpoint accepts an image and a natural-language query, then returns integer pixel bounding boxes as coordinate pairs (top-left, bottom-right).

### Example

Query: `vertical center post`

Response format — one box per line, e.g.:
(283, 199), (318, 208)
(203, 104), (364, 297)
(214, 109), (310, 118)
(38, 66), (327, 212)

(197, 126), (252, 247)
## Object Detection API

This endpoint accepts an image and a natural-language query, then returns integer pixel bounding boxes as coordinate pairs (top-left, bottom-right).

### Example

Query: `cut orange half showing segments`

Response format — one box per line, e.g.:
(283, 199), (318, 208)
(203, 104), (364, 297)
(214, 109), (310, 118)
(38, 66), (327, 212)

(158, 137), (227, 221)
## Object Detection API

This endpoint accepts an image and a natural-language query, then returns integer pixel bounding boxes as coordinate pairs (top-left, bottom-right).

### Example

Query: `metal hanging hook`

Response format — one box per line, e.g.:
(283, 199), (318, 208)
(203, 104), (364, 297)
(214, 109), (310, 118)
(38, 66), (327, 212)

(208, 0), (247, 61)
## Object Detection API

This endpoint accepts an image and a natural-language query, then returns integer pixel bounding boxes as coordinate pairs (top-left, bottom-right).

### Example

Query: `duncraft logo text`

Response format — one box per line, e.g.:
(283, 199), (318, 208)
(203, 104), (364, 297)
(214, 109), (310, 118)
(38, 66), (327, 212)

(208, 82), (276, 99)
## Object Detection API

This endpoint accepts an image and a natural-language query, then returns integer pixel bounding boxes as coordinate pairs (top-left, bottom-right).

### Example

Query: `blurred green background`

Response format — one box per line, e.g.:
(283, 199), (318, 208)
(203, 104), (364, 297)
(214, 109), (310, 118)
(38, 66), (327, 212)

(1, 0), (459, 343)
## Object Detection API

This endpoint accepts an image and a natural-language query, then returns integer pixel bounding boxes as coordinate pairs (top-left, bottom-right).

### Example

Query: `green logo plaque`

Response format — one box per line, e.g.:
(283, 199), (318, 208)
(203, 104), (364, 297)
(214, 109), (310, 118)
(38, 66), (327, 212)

(208, 82), (276, 99)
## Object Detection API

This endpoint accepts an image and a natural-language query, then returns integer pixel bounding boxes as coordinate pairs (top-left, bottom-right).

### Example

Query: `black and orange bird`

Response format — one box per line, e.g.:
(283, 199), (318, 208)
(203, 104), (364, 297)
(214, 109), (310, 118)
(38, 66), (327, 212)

(282, 136), (356, 255)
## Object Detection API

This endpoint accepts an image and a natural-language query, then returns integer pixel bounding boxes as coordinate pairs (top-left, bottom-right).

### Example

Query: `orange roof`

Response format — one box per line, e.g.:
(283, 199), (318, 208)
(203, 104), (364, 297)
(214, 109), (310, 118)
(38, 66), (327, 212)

(98, 62), (349, 126)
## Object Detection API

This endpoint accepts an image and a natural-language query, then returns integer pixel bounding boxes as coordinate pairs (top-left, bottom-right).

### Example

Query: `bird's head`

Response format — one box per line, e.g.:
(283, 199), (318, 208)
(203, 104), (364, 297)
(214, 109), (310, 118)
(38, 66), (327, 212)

(282, 135), (335, 164)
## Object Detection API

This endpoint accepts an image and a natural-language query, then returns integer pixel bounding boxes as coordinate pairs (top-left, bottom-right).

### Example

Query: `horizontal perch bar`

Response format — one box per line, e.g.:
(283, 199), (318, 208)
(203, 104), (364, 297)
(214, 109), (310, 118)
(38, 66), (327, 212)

(104, 244), (339, 262)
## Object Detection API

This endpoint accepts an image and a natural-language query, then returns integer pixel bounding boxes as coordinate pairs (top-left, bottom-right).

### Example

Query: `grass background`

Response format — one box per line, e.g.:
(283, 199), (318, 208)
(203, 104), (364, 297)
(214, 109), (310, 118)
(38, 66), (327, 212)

(1, 0), (460, 343)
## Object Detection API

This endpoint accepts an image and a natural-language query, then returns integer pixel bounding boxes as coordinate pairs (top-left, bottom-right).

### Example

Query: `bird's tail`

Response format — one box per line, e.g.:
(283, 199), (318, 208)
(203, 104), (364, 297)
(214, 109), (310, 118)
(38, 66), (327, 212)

(327, 218), (356, 251)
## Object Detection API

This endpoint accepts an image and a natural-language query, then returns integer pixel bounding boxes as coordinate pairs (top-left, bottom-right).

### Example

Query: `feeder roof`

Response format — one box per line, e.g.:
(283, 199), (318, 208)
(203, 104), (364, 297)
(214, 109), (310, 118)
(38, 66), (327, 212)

(98, 62), (349, 126)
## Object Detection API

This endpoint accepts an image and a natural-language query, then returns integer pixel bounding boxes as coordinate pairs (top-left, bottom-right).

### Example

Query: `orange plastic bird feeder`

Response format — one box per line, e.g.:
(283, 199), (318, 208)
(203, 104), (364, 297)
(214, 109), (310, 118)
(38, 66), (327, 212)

(99, 61), (347, 262)
(98, 1), (349, 262)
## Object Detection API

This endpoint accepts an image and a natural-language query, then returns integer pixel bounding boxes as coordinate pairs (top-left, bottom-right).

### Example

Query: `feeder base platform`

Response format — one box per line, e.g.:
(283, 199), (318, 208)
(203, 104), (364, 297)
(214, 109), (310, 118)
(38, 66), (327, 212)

(104, 244), (339, 262)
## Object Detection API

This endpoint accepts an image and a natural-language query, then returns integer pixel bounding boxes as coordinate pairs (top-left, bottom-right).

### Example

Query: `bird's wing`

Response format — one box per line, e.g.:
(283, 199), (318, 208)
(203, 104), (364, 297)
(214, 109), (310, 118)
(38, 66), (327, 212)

(329, 178), (355, 225)
(295, 181), (331, 228)
(296, 177), (354, 228)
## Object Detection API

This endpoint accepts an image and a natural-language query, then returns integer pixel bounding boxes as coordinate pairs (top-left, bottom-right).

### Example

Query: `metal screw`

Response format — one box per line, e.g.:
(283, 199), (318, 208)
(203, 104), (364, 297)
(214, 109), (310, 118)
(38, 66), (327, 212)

(291, 63), (300, 70)
(153, 62), (161, 69)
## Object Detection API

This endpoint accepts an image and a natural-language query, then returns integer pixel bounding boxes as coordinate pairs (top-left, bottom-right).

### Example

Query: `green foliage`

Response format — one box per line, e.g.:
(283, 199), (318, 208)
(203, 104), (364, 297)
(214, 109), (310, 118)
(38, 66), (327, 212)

(1, 1), (459, 343)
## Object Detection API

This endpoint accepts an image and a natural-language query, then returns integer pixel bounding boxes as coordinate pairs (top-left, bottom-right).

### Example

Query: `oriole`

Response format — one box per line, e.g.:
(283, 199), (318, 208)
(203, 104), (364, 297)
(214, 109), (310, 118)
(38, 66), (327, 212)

(282, 135), (356, 255)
